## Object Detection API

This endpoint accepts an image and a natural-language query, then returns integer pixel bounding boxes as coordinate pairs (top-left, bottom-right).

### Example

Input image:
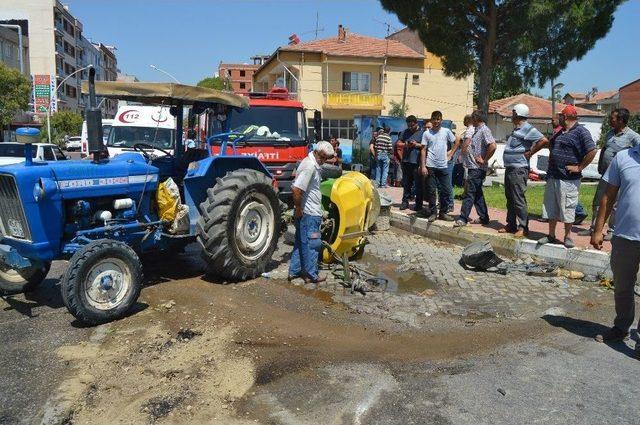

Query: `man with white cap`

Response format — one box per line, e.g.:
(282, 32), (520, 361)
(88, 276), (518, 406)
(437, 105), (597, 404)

(500, 103), (548, 237)
(289, 141), (335, 283)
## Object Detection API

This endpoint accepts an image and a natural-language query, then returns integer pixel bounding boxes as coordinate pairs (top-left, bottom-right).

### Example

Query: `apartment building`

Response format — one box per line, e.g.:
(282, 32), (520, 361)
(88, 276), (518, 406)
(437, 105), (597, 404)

(1, 0), (117, 116)
(0, 22), (29, 75)
(253, 26), (473, 139)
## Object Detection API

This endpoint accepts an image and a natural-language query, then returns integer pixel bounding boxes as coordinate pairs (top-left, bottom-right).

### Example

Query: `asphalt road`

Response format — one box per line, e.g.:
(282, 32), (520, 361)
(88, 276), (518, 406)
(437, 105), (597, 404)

(0, 262), (92, 425)
(0, 235), (639, 424)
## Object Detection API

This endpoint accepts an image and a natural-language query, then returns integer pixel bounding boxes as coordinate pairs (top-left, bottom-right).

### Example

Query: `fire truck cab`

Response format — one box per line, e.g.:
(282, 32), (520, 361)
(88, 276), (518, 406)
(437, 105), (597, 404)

(208, 87), (315, 203)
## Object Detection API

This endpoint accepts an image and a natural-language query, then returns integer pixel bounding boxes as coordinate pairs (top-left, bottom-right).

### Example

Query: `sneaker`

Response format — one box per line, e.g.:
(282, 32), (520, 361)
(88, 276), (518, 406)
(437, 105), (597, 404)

(574, 215), (587, 226)
(400, 203), (409, 211)
(453, 219), (467, 228)
(308, 273), (327, 284)
(537, 235), (560, 245)
(595, 327), (628, 343)
(498, 227), (515, 234)
(564, 237), (575, 249)
(438, 213), (454, 222)
(604, 231), (613, 242)
(577, 229), (592, 237)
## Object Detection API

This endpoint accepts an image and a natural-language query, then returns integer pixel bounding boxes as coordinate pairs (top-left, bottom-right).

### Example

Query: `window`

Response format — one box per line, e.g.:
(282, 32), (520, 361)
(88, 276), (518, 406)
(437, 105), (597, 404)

(240, 70), (246, 77)
(412, 74), (420, 85)
(43, 147), (55, 161)
(317, 118), (355, 141)
(342, 72), (370, 92)
(53, 147), (67, 160)
(383, 73), (387, 84)
(239, 82), (246, 90)
(65, 85), (77, 98)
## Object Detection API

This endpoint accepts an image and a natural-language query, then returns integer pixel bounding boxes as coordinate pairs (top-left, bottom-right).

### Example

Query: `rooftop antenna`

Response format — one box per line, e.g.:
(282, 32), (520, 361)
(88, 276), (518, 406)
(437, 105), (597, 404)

(315, 11), (321, 39)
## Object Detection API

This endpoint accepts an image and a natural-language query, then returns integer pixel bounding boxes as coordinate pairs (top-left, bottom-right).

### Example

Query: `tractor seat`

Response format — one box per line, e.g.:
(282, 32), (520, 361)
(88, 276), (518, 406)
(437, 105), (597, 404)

(175, 148), (210, 182)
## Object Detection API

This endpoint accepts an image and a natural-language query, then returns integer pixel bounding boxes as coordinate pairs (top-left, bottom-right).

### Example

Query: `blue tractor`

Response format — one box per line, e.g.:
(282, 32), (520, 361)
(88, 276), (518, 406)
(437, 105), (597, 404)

(0, 69), (293, 324)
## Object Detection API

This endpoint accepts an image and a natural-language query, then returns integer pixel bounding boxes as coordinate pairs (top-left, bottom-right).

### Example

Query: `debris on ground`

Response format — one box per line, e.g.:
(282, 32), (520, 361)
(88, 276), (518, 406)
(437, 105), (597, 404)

(176, 328), (201, 342)
(141, 394), (186, 422)
(599, 278), (614, 290)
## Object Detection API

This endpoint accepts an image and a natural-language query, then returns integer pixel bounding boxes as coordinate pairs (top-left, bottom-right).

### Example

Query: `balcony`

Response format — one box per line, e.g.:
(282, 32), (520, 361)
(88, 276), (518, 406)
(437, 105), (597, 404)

(324, 92), (383, 110)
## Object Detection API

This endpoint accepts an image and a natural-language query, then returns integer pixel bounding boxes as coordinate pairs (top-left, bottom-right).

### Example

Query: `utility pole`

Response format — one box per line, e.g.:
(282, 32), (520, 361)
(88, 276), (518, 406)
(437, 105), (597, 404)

(401, 73), (408, 116)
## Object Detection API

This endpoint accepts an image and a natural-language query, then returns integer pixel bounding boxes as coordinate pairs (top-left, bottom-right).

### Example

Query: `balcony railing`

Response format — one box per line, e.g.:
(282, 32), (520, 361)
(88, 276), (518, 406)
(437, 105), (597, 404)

(324, 92), (383, 109)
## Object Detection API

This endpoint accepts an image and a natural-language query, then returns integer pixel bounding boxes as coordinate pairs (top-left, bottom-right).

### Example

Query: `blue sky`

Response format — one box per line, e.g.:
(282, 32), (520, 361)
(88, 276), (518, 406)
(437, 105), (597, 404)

(65, 0), (640, 96)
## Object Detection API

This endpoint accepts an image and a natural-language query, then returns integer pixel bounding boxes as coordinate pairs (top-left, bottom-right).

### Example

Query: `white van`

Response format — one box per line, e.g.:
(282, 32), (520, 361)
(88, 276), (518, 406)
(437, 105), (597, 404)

(80, 119), (113, 158)
(105, 105), (175, 158)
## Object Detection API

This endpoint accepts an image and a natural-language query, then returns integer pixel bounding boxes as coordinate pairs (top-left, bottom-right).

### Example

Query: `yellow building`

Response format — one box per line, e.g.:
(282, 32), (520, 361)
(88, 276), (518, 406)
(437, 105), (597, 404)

(253, 26), (474, 139)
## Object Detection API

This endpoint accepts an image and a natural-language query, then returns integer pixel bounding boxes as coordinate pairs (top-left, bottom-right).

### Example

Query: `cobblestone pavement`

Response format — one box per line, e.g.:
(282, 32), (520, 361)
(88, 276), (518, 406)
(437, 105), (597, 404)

(270, 229), (605, 327)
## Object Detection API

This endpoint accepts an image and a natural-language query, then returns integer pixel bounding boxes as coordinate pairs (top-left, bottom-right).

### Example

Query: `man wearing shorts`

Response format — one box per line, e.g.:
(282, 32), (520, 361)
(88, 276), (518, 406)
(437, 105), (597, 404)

(538, 105), (596, 248)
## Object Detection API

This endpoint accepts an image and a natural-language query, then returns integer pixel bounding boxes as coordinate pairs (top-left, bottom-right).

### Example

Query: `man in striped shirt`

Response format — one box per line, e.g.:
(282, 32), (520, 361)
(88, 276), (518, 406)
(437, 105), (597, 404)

(374, 126), (393, 188)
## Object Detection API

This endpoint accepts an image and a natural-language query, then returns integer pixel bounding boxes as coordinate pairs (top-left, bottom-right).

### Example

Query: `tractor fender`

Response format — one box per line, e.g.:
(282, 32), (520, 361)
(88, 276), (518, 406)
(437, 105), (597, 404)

(182, 155), (274, 232)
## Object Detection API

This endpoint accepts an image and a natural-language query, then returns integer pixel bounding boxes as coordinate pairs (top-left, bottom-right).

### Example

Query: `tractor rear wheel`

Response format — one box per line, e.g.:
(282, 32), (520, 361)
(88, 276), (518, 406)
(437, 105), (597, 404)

(0, 260), (50, 295)
(197, 169), (280, 281)
(61, 239), (143, 325)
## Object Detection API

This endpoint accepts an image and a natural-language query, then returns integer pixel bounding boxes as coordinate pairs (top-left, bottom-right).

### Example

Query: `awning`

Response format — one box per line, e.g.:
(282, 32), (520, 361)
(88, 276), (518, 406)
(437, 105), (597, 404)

(81, 81), (249, 109)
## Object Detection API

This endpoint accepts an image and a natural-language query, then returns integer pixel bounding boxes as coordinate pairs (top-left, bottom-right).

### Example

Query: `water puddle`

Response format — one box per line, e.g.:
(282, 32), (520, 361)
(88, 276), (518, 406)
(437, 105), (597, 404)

(359, 254), (438, 295)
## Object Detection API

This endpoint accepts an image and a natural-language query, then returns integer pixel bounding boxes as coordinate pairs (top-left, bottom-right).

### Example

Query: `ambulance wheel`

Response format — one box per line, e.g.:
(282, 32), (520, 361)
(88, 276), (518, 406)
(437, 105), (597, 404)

(0, 261), (50, 295)
(197, 169), (280, 281)
(61, 240), (143, 325)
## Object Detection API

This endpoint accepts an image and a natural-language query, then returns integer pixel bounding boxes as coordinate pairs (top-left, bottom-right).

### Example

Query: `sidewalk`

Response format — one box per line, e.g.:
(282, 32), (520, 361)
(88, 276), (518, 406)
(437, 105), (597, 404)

(378, 186), (613, 277)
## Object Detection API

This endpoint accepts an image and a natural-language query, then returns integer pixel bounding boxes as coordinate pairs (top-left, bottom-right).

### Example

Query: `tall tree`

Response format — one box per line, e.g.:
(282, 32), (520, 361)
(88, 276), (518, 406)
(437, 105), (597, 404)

(0, 62), (30, 128)
(197, 76), (227, 91)
(380, 0), (623, 113)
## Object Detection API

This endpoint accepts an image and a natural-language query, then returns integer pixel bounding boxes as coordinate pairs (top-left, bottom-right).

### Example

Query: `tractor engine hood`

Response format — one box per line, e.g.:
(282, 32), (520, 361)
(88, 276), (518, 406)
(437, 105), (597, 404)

(0, 153), (159, 200)
(0, 153), (159, 261)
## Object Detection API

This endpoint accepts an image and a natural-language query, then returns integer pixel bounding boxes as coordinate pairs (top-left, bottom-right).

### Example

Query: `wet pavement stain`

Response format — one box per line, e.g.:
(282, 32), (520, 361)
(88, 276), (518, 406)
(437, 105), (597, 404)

(360, 253), (438, 295)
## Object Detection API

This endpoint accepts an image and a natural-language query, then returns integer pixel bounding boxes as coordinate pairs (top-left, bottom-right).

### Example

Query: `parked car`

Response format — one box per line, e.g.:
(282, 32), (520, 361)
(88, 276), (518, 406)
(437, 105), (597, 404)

(65, 136), (82, 151)
(0, 143), (68, 166)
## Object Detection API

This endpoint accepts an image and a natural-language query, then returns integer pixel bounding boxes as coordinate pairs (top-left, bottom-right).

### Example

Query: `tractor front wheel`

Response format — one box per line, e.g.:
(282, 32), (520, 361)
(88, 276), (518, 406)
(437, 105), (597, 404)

(0, 260), (50, 295)
(197, 169), (280, 281)
(61, 239), (143, 325)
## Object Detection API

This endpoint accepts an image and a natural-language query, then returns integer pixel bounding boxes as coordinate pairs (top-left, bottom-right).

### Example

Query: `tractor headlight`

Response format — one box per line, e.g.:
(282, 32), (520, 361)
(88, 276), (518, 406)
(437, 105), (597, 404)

(33, 181), (45, 202)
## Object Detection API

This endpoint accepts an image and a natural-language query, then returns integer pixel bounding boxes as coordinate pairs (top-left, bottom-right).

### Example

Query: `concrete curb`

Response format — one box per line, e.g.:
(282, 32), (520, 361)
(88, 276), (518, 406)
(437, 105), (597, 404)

(390, 210), (612, 277)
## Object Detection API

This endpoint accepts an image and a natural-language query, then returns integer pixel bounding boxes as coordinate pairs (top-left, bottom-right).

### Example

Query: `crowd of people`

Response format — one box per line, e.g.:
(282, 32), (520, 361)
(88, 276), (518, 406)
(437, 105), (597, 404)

(288, 106), (640, 355)
(368, 106), (639, 247)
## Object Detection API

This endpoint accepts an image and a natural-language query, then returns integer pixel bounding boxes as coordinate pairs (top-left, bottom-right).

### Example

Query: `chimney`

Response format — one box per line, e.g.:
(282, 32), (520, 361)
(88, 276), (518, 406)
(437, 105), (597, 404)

(338, 24), (346, 42)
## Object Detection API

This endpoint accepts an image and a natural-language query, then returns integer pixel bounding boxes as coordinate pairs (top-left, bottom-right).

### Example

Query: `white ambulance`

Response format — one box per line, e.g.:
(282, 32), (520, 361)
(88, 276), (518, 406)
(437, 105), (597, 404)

(105, 105), (176, 158)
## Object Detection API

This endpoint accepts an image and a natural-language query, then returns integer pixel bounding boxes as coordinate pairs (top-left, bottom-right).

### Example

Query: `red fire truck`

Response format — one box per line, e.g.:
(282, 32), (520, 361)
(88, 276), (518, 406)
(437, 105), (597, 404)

(208, 87), (318, 203)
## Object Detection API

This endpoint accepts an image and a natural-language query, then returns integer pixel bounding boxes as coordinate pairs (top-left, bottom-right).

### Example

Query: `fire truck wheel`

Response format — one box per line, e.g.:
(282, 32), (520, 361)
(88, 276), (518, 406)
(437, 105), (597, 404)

(197, 169), (281, 281)
(61, 240), (143, 325)
(0, 260), (50, 295)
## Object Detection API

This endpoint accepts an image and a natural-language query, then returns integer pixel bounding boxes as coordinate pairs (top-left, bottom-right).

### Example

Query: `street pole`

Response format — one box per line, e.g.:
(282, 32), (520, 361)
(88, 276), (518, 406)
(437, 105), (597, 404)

(401, 73), (408, 116)
(47, 64), (94, 144)
(0, 24), (24, 74)
(551, 78), (555, 121)
(150, 65), (181, 83)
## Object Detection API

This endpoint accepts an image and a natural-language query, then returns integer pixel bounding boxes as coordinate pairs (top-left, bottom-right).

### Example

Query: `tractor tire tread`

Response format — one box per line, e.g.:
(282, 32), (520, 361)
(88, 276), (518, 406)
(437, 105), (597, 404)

(61, 239), (143, 325)
(197, 169), (280, 281)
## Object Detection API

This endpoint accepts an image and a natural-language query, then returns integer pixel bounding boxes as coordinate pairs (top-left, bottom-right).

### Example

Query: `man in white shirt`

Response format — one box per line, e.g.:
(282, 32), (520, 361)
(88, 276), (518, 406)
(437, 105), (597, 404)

(289, 141), (335, 283)
(421, 110), (458, 221)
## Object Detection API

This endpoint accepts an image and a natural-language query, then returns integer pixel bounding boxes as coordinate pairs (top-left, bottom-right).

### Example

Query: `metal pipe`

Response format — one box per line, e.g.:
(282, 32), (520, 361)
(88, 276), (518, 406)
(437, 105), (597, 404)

(0, 24), (24, 74)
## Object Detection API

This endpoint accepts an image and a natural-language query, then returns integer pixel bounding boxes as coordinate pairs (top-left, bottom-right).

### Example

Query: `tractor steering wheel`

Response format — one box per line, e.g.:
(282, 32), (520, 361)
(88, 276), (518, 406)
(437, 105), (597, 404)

(133, 143), (173, 161)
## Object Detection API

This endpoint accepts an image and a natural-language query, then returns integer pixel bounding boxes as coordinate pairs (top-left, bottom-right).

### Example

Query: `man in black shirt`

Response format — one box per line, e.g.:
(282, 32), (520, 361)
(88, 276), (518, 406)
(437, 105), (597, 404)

(398, 115), (425, 211)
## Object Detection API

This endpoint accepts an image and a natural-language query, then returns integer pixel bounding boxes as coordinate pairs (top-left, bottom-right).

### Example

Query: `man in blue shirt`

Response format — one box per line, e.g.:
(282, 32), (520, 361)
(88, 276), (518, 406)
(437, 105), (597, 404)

(591, 143), (640, 356)
(579, 108), (640, 240)
(538, 105), (596, 248)
(398, 115), (425, 211)
(500, 104), (548, 237)
(421, 110), (458, 221)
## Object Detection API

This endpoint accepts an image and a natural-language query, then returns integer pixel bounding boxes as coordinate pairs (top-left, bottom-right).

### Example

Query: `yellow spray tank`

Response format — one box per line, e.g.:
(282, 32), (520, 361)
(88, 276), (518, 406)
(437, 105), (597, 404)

(320, 171), (380, 263)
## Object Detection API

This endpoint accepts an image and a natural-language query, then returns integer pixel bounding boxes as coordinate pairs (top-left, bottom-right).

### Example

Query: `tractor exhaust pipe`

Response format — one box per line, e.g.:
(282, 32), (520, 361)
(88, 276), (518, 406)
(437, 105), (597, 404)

(85, 67), (104, 163)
